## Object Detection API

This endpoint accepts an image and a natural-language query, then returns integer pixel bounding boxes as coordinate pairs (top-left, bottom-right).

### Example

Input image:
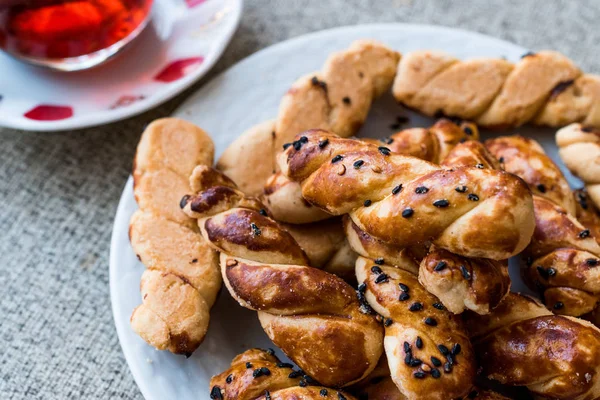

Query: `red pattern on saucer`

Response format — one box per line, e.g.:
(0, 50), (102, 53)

(24, 105), (73, 121)
(154, 57), (205, 83)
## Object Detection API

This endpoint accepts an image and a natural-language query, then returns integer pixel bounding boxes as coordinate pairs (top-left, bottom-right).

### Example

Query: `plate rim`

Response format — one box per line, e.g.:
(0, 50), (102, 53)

(110, 22), (530, 400)
(0, 0), (243, 132)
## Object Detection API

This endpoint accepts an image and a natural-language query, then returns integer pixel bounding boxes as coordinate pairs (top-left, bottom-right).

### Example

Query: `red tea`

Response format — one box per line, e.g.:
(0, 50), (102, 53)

(0, 0), (153, 59)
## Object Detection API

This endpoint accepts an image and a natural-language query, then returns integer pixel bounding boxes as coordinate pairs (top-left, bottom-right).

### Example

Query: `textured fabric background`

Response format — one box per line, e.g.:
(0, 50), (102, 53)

(1, 1), (599, 398)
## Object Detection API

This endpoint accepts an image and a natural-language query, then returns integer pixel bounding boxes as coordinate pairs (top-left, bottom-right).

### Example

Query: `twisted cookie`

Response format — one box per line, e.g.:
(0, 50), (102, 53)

(129, 118), (220, 355)
(487, 136), (600, 318)
(209, 349), (357, 400)
(278, 130), (535, 260)
(557, 123), (600, 208)
(465, 293), (600, 399)
(181, 166), (383, 387)
(393, 50), (600, 128)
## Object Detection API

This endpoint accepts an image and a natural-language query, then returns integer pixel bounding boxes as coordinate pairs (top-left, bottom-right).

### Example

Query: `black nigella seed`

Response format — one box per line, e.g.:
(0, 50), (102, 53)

(342, 96), (351, 105)
(402, 208), (414, 218)
(303, 375), (318, 385)
(433, 302), (445, 310)
(425, 317), (437, 326)
(431, 369), (441, 379)
(338, 393), (347, 400)
(579, 229), (591, 238)
(475, 163), (484, 169)
(210, 386), (223, 400)
(299, 380), (307, 387)
(452, 343), (462, 356)
(522, 51), (536, 58)
(446, 354), (455, 365)
(246, 362), (253, 369)
(409, 358), (422, 367)
(537, 184), (546, 193)
(438, 344), (449, 355)
(399, 283), (409, 292)
(413, 371), (426, 379)
(431, 356), (442, 367)
(434, 261), (447, 272)
(455, 186), (468, 193)
(433, 199), (450, 208)
(353, 160), (365, 169)
(289, 370), (302, 379)
(444, 362), (452, 373)
(253, 369), (264, 378)
(403, 341), (411, 353)
(463, 126), (473, 136)
(392, 184), (403, 195)
(179, 194), (190, 209)
(374, 258), (384, 265)
(416, 337), (423, 349)
(265, 390), (271, 400)
(358, 283), (367, 293)
(318, 139), (329, 149)
(404, 353), (413, 365)
(467, 194), (479, 201)
(371, 266), (383, 274)
(554, 302), (564, 310)
(277, 363), (294, 369)
(386, 137), (395, 144)
(547, 268), (556, 277)
(250, 223), (261, 236)
(283, 143), (292, 150)
(375, 274), (389, 284)
(537, 266), (550, 279)
(384, 318), (393, 327)
(299, 136), (308, 144)
(332, 155), (344, 163)
(293, 141), (302, 151)
(320, 389), (328, 396)
(311, 76), (327, 90)
(378, 146), (391, 156)
(364, 199), (372, 207)
(259, 209), (268, 216)
(586, 258), (599, 266)
(460, 265), (472, 280)
(226, 374), (233, 384)
(399, 292), (410, 301)
(261, 367), (271, 376)
(415, 186), (429, 194)
(409, 302), (423, 312)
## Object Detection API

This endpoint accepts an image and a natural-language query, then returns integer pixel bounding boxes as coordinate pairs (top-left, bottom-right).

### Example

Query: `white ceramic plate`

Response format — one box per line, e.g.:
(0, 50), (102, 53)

(110, 23), (582, 400)
(0, 0), (242, 132)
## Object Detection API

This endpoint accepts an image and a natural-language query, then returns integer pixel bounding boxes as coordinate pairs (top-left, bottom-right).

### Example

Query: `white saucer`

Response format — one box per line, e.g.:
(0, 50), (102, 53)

(0, 0), (242, 132)
(110, 23), (581, 400)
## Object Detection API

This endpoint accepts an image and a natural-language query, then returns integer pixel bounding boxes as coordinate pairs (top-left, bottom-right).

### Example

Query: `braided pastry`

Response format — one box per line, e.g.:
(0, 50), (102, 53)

(557, 123), (600, 208)
(180, 166), (383, 387)
(128, 118), (220, 355)
(209, 349), (357, 400)
(465, 292), (600, 399)
(486, 136), (600, 318)
(393, 50), (600, 129)
(217, 40), (399, 196)
(278, 130), (535, 260)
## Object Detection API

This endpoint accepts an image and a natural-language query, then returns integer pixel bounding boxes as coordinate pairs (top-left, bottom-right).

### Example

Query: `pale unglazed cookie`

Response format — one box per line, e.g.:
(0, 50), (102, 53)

(129, 118), (220, 355)
(217, 40), (399, 197)
(556, 123), (600, 208)
(393, 50), (600, 129)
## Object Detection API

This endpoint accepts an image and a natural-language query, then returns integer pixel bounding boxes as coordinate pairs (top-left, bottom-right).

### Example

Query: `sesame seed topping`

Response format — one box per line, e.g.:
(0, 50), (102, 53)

(409, 302), (423, 312)
(455, 186), (467, 193)
(434, 261), (447, 272)
(259, 209), (268, 216)
(399, 283), (409, 292)
(409, 358), (422, 367)
(320, 389), (328, 396)
(364, 199), (372, 207)
(404, 341), (411, 353)
(226, 374), (233, 383)
(371, 266), (383, 274)
(431, 356), (442, 367)
(353, 160), (365, 169)
(452, 343), (462, 355)
(402, 208), (414, 218)
(460, 265), (472, 280)
(378, 146), (391, 156)
(293, 141), (303, 151)
(433, 302), (445, 310)
(384, 318), (393, 327)
(374, 258), (384, 265)
(277, 363), (294, 369)
(431, 369), (441, 379)
(299, 136), (308, 144)
(579, 229), (591, 238)
(318, 139), (329, 149)
(554, 301), (564, 310)
(433, 199), (450, 208)
(475, 163), (484, 169)
(375, 274), (389, 284)
(399, 292), (410, 301)
(250, 223), (261, 236)
(415, 186), (429, 194)
(283, 143), (292, 150)
(404, 353), (413, 365)
(463, 126), (473, 136)
(467, 193), (479, 201)
(424, 317), (437, 326)
(246, 362), (253, 368)
(342, 97), (351, 105)
(537, 184), (546, 193)
(438, 345), (449, 355)
(413, 371), (426, 379)
(416, 337), (423, 349)
(210, 386), (223, 399)
(586, 258), (599, 266)
(332, 155), (344, 163)
(392, 184), (403, 195)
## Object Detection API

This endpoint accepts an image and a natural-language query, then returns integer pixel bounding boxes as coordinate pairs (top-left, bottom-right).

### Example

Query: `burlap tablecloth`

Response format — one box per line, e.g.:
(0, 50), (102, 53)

(2, 1), (599, 398)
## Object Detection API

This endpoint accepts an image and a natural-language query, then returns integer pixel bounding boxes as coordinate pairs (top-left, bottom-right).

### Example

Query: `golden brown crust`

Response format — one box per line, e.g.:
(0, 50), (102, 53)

(129, 118), (220, 355)
(465, 293), (600, 400)
(356, 256), (476, 400)
(182, 167), (383, 387)
(279, 130), (535, 260)
(393, 50), (588, 128)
